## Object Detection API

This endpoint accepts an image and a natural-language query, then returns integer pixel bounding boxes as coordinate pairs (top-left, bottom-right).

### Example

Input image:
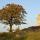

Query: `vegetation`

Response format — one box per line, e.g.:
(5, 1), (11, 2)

(0, 3), (27, 40)
(0, 3), (40, 40)
(0, 3), (27, 32)
(0, 26), (40, 40)
(0, 30), (27, 40)
(27, 31), (40, 40)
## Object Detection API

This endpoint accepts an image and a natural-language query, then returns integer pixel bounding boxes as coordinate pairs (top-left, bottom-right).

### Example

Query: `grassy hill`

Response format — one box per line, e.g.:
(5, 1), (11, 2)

(0, 26), (40, 40)
(22, 26), (40, 40)
(27, 31), (40, 40)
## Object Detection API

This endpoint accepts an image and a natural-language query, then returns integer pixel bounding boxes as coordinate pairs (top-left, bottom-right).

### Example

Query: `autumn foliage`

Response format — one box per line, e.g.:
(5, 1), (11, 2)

(0, 3), (27, 32)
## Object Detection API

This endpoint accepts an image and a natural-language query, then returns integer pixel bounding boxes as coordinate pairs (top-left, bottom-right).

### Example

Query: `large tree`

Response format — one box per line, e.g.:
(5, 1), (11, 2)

(0, 4), (27, 32)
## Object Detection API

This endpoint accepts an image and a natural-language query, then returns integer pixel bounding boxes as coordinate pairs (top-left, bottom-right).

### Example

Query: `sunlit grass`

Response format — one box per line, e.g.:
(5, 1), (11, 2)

(0, 30), (40, 40)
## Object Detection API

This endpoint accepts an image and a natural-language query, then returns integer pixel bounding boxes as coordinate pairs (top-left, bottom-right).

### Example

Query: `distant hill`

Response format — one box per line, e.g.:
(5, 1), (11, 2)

(22, 26), (40, 32)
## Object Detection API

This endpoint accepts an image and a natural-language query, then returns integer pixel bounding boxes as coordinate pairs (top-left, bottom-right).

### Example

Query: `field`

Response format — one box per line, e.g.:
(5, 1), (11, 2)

(27, 31), (40, 40)
(0, 27), (40, 40)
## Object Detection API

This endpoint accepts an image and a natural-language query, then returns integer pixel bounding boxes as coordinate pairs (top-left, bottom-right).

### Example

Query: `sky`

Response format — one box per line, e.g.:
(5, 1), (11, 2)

(0, 0), (40, 32)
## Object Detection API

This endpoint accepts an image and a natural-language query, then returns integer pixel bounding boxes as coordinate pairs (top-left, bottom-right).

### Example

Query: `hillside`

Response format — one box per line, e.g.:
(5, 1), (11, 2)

(22, 26), (40, 40)
(22, 26), (40, 32)
(0, 26), (40, 40)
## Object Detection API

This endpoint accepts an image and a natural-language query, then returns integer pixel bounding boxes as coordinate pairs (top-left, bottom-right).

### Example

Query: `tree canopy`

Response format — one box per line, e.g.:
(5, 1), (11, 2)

(0, 3), (27, 32)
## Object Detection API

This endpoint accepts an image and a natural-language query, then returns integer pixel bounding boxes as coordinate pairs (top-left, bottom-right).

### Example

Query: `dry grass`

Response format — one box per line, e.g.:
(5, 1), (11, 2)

(26, 31), (40, 40)
(0, 30), (40, 40)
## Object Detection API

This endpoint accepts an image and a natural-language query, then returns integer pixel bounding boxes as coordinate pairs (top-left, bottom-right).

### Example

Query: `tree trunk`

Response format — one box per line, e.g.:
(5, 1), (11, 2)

(9, 16), (13, 32)
(9, 24), (12, 32)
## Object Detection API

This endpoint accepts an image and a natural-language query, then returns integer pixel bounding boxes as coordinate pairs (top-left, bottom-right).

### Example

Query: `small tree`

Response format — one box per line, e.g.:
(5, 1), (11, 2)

(0, 3), (27, 32)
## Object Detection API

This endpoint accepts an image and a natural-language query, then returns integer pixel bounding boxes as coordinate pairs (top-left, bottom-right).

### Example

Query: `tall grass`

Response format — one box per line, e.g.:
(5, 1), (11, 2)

(0, 31), (40, 40)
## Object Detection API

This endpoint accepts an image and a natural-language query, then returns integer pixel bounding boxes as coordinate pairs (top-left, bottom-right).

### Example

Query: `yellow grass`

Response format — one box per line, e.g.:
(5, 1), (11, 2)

(26, 31), (40, 40)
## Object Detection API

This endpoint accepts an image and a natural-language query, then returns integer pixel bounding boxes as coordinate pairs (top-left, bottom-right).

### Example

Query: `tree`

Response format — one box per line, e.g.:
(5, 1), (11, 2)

(0, 3), (27, 32)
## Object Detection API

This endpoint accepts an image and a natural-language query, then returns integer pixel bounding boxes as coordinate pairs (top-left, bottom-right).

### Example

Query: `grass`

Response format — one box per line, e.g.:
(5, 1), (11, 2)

(26, 31), (40, 40)
(0, 30), (40, 40)
(0, 31), (27, 40)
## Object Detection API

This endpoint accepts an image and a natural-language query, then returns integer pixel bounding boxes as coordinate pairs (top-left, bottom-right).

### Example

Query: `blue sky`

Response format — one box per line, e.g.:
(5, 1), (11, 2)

(0, 0), (40, 32)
